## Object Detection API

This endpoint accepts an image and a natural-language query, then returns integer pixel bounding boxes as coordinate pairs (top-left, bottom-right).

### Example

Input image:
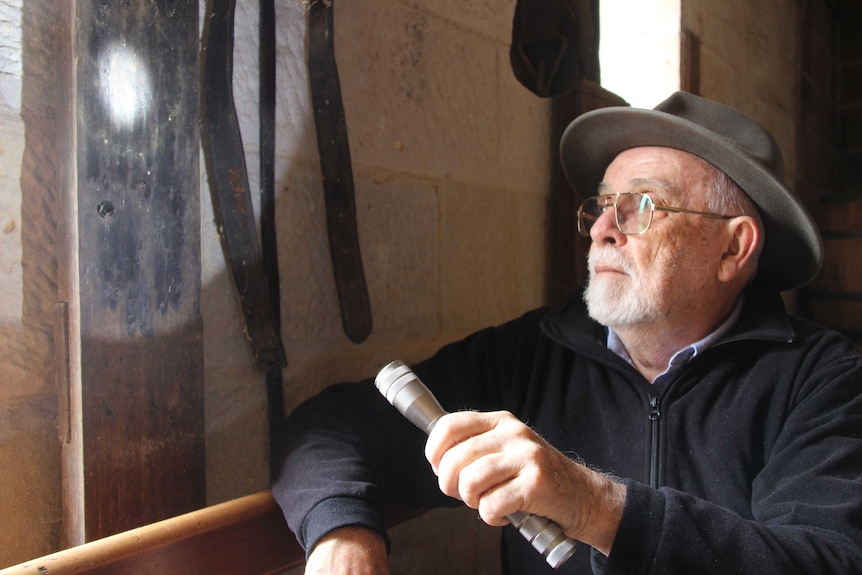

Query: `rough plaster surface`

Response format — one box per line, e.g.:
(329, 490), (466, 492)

(353, 171), (441, 343)
(0, 397), (62, 566)
(0, 112), (22, 326)
(683, 0), (799, 181)
(439, 181), (520, 334)
(404, 0), (517, 44)
(204, 365), (269, 505)
(0, 2), (61, 568)
(0, 0), (22, 111)
(337, 0), (501, 183)
(0, 0), (22, 327)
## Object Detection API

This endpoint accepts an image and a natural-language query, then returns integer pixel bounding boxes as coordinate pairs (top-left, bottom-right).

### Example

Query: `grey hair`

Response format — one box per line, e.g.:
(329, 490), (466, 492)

(703, 162), (765, 279)
(704, 165), (756, 218)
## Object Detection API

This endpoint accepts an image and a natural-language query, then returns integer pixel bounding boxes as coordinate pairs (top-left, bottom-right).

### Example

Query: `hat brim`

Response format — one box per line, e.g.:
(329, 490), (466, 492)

(560, 106), (823, 291)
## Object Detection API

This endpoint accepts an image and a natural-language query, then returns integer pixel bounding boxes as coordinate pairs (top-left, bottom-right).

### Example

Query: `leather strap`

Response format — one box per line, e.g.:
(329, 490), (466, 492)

(307, 0), (373, 344)
(509, 0), (598, 97)
(259, 0), (285, 461)
(201, 0), (287, 372)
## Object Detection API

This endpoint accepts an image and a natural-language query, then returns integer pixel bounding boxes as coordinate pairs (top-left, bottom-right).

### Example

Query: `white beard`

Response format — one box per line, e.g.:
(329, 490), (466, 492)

(583, 248), (677, 328)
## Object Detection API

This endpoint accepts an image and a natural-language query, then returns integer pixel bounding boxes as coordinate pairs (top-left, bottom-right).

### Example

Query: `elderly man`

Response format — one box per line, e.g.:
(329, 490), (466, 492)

(273, 92), (862, 574)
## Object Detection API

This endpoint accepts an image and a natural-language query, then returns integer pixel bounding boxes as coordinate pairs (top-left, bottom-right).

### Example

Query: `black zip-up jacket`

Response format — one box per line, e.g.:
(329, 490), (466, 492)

(273, 285), (862, 574)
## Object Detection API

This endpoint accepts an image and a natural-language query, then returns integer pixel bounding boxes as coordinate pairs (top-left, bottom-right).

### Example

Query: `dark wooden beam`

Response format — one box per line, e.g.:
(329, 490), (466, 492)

(69, 0), (205, 541)
(681, 29), (701, 96)
(547, 80), (628, 304)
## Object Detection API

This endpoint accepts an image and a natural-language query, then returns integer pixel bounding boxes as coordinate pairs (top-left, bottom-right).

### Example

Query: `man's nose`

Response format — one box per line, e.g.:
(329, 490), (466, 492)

(589, 207), (626, 245)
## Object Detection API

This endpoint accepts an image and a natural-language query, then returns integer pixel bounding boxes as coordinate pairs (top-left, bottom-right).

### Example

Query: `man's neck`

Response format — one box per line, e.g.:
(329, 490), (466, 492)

(612, 326), (689, 381)
(610, 296), (742, 382)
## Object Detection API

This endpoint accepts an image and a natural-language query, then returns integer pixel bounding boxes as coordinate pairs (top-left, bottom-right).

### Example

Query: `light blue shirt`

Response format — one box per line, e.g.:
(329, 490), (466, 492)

(606, 296), (744, 389)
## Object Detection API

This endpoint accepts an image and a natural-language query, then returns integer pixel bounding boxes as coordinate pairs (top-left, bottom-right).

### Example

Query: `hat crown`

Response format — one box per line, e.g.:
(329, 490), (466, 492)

(655, 92), (786, 183)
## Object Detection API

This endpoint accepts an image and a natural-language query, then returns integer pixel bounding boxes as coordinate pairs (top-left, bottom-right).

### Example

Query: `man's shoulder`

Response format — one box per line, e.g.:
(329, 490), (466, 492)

(786, 312), (862, 364)
(734, 285), (862, 374)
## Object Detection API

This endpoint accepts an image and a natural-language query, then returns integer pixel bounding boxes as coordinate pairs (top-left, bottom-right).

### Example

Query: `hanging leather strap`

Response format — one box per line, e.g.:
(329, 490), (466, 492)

(307, 0), (373, 344)
(201, 0), (287, 372)
(260, 0), (278, 320)
(258, 0), (286, 468)
(509, 0), (598, 97)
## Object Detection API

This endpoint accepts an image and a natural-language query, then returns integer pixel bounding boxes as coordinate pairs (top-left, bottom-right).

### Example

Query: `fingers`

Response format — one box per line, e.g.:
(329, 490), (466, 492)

(424, 410), (505, 473)
(472, 475), (526, 527)
(423, 410), (628, 556)
(450, 450), (518, 509)
(424, 411), (540, 519)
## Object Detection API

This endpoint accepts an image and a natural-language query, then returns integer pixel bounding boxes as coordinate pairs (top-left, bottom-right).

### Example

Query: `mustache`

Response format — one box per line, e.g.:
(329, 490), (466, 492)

(588, 249), (635, 276)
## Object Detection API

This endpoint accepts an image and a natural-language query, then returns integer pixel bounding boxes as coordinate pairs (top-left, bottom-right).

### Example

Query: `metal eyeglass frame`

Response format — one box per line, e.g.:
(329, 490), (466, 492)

(577, 192), (737, 238)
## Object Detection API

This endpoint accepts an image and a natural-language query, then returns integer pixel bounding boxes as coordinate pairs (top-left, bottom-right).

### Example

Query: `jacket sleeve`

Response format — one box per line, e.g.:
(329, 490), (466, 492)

(271, 377), (457, 557)
(601, 346), (862, 574)
(270, 309), (548, 557)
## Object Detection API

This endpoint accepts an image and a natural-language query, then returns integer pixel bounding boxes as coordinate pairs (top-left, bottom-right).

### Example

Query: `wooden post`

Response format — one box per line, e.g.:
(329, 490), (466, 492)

(61, 0), (205, 543)
(547, 80), (628, 304)
(680, 29), (701, 96)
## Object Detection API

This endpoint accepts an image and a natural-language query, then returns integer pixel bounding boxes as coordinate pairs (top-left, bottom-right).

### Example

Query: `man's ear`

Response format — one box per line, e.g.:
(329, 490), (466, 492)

(717, 216), (761, 283)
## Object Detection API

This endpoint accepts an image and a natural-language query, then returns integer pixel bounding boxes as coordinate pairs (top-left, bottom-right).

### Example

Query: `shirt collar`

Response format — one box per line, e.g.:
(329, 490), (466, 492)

(607, 296), (745, 384)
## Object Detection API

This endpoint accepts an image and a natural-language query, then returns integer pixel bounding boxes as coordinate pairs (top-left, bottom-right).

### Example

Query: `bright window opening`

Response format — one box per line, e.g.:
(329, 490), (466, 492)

(599, 0), (681, 109)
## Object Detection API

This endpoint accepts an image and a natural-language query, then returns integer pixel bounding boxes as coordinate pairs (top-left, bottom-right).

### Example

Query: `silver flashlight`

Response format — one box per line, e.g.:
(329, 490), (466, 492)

(374, 360), (577, 569)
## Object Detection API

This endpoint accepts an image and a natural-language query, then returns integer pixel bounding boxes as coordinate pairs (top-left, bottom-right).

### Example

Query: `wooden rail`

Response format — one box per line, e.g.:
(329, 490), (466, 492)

(0, 491), (303, 575)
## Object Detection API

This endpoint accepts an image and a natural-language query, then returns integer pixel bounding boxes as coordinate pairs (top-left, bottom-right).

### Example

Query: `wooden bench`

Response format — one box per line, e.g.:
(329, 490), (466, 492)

(0, 491), (302, 575)
(2, 492), (422, 575)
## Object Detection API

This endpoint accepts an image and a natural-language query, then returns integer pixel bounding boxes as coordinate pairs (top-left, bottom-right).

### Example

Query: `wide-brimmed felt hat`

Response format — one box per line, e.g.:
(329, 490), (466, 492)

(560, 91), (823, 291)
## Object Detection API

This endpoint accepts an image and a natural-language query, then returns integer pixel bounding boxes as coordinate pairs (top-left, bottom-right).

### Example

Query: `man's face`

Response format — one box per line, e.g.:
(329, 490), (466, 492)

(584, 147), (727, 329)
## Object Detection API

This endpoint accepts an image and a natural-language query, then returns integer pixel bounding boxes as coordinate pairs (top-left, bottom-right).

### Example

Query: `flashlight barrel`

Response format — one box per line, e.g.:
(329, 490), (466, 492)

(374, 360), (577, 569)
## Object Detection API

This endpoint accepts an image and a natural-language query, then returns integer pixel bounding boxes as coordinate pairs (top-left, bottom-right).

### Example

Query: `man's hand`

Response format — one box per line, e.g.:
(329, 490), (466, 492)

(424, 410), (626, 556)
(304, 526), (389, 575)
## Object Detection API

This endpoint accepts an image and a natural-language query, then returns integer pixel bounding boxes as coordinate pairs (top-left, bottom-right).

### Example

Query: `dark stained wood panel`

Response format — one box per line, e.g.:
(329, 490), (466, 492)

(75, 0), (204, 541)
(547, 80), (627, 304)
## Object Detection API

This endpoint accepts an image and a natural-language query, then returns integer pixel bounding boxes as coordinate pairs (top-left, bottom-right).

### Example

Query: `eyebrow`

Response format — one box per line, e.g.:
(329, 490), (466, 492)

(598, 178), (681, 200)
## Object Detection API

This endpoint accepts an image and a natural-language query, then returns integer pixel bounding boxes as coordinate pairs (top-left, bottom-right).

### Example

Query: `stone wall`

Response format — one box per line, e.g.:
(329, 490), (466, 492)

(682, 0), (800, 189)
(204, 1), (546, 571)
(0, 0), (63, 566)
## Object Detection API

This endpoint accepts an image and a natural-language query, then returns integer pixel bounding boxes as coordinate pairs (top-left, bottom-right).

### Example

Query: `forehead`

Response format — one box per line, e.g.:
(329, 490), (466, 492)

(601, 146), (714, 200)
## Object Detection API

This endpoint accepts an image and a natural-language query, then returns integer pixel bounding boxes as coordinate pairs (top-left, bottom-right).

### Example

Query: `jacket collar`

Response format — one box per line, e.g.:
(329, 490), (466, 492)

(540, 283), (796, 359)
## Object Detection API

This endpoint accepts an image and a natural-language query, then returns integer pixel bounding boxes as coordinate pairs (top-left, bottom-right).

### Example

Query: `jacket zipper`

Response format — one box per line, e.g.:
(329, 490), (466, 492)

(648, 395), (661, 488)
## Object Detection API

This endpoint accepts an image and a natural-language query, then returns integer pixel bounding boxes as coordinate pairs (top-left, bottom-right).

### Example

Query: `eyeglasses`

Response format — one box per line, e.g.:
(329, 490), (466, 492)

(577, 192), (736, 237)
